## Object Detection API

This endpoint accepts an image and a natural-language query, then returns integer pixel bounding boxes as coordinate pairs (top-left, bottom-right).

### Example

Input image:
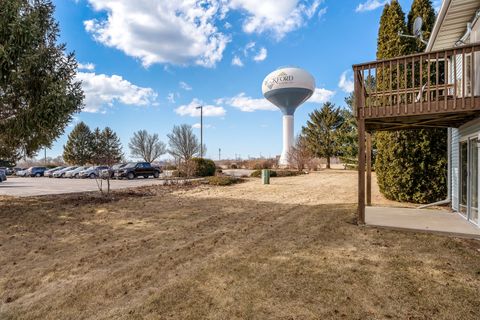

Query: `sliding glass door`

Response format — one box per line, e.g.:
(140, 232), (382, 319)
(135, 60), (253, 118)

(459, 138), (479, 225)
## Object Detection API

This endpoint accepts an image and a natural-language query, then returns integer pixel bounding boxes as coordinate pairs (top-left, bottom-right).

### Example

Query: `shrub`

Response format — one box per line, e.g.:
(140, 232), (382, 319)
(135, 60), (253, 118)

(206, 176), (242, 186)
(190, 158), (216, 177)
(171, 170), (187, 178)
(243, 159), (276, 170)
(375, 130), (447, 204)
(230, 164), (238, 169)
(275, 170), (303, 177)
(250, 170), (303, 178)
(250, 169), (278, 178)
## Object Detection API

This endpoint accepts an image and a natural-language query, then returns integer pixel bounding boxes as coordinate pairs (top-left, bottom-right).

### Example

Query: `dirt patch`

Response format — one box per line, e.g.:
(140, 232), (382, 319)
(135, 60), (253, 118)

(0, 170), (479, 319)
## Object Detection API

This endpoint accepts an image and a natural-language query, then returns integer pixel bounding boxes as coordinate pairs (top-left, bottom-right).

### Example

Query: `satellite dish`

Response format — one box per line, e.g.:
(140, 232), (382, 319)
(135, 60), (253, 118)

(398, 16), (428, 45)
(413, 17), (423, 37)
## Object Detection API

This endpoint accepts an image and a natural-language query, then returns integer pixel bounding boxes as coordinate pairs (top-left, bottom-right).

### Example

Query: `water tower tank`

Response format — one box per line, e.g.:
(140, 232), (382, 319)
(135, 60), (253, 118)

(262, 67), (315, 166)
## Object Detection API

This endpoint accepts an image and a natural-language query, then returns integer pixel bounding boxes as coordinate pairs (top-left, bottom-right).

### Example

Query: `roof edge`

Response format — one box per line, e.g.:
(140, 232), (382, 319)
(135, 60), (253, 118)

(426, 0), (452, 52)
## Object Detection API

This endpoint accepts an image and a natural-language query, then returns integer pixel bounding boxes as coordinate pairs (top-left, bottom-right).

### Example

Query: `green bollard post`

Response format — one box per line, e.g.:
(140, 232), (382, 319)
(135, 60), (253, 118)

(262, 169), (270, 185)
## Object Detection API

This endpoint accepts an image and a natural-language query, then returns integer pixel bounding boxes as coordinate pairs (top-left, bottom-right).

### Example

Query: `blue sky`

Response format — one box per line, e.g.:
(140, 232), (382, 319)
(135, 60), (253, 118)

(48, 0), (434, 160)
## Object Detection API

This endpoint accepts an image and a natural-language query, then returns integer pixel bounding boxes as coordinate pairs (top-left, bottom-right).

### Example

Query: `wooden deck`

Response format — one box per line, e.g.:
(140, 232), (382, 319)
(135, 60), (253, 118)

(353, 42), (480, 224)
(354, 43), (480, 131)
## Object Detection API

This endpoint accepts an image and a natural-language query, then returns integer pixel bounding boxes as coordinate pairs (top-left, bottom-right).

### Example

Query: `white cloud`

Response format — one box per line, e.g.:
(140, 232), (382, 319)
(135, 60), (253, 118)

(167, 93), (176, 103)
(232, 55), (244, 66)
(229, 0), (325, 39)
(338, 70), (354, 93)
(175, 98), (226, 117)
(192, 123), (213, 129)
(75, 72), (157, 113)
(83, 1), (324, 67)
(308, 88), (336, 103)
(243, 41), (256, 56)
(217, 93), (277, 112)
(78, 62), (95, 71)
(253, 47), (268, 62)
(84, 0), (230, 67)
(179, 81), (192, 91)
(355, 0), (387, 13)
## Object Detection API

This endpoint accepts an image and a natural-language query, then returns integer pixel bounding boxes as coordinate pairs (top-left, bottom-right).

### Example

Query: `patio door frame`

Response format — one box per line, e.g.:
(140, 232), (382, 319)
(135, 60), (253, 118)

(459, 133), (480, 226)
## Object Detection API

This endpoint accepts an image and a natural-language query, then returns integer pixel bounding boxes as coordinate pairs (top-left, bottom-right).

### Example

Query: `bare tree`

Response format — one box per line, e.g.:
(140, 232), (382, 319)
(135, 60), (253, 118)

(288, 135), (312, 171)
(128, 130), (166, 163)
(167, 124), (201, 162)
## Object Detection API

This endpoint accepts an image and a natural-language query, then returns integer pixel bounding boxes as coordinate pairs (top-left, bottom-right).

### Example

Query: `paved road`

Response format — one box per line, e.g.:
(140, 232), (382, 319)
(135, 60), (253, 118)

(0, 177), (170, 197)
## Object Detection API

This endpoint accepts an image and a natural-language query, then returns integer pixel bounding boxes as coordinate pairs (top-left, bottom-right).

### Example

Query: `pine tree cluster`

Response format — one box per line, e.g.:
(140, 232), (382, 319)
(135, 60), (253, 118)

(375, 0), (447, 203)
(63, 122), (123, 166)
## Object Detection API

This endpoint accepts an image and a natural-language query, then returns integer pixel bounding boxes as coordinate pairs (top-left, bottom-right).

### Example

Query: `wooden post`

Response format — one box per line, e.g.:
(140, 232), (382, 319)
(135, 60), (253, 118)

(357, 119), (366, 225)
(366, 133), (372, 206)
(355, 67), (366, 225)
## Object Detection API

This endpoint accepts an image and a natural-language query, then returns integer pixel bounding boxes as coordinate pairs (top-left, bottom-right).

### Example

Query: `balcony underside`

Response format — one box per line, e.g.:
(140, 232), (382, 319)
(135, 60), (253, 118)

(363, 96), (480, 131)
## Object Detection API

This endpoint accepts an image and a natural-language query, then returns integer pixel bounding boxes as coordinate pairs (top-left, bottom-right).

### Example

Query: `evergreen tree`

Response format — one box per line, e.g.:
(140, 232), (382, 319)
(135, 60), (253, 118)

(376, 1), (409, 60)
(302, 102), (344, 169)
(90, 128), (104, 165)
(102, 127), (123, 166)
(375, 0), (447, 203)
(338, 94), (358, 161)
(63, 122), (93, 165)
(0, 0), (83, 162)
(407, 0), (436, 52)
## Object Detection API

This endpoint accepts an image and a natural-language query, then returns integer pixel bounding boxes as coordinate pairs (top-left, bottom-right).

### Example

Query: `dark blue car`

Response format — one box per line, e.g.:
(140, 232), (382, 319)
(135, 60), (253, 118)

(28, 167), (47, 177)
(0, 169), (6, 182)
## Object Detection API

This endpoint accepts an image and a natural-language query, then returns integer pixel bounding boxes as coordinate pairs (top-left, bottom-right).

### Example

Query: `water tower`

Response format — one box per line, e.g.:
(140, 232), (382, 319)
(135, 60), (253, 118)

(262, 67), (315, 166)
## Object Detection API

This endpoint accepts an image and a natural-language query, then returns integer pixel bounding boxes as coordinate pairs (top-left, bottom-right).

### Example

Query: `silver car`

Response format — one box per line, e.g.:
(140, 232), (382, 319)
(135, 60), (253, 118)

(79, 166), (109, 179)
(64, 166), (89, 178)
(15, 168), (30, 177)
(53, 166), (77, 178)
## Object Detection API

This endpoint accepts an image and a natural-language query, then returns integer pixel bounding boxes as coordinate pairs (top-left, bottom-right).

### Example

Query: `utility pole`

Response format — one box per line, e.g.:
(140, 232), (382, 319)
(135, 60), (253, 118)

(196, 105), (203, 158)
(218, 148), (221, 161)
(44, 148), (47, 165)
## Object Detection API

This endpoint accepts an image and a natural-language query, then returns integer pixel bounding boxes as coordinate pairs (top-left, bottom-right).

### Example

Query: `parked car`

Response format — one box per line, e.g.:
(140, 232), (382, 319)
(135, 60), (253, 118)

(101, 163), (126, 179)
(45, 166), (65, 178)
(53, 166), (77, 178)
(27, 166), (47, 177)
(0, 169), (6, 182)
(5, 167), (15, 176)
(15, 168), (30, 177)
(79, 166), (109, 179)
(12, 167), (26, 176)
(65, 166), (89, 178)
(113, 162), (161, 180)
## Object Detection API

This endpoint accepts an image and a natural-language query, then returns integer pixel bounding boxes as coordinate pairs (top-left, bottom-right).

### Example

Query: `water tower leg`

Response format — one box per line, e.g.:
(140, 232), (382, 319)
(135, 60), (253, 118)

(280, 115), (294, 166)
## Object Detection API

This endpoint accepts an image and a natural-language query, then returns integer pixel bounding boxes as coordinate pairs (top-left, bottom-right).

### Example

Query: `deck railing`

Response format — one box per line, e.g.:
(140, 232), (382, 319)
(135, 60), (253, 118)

(353, 43), (480, 120)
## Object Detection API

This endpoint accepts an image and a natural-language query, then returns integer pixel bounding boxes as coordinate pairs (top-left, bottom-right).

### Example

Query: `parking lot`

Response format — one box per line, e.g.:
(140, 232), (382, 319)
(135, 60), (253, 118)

(0, 177), (169, 197)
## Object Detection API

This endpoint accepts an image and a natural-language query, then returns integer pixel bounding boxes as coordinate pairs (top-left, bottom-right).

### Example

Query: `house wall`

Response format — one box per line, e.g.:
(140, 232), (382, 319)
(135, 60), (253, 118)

(451, 118), (480, 212)
(470, 18), (480, 95)
(452, 128), (459, 211)
(450, 11), (480, 212)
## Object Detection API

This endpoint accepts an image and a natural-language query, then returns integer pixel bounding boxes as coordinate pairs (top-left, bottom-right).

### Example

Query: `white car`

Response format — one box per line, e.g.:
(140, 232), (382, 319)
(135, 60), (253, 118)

(53, 166), (77, 178)
(15, 168), (30, 177)
(64, 166), (89, 178)
(79, 166), (109, 179)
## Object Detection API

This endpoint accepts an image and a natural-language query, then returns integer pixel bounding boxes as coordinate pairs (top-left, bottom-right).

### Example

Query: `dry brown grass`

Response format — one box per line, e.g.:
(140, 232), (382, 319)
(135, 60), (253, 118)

(0, 171), (479, 319)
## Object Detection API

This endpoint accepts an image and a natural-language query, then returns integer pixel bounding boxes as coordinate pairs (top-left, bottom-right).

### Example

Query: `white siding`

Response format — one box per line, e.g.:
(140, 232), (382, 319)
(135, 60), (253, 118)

(452, 128), (459, 211)
(470, 19), (480, 96)
(451, 118), (480, 212)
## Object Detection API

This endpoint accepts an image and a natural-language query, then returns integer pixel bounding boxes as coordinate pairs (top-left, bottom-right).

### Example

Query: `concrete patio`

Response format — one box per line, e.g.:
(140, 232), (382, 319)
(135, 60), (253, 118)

(366, 206), (480, 239)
